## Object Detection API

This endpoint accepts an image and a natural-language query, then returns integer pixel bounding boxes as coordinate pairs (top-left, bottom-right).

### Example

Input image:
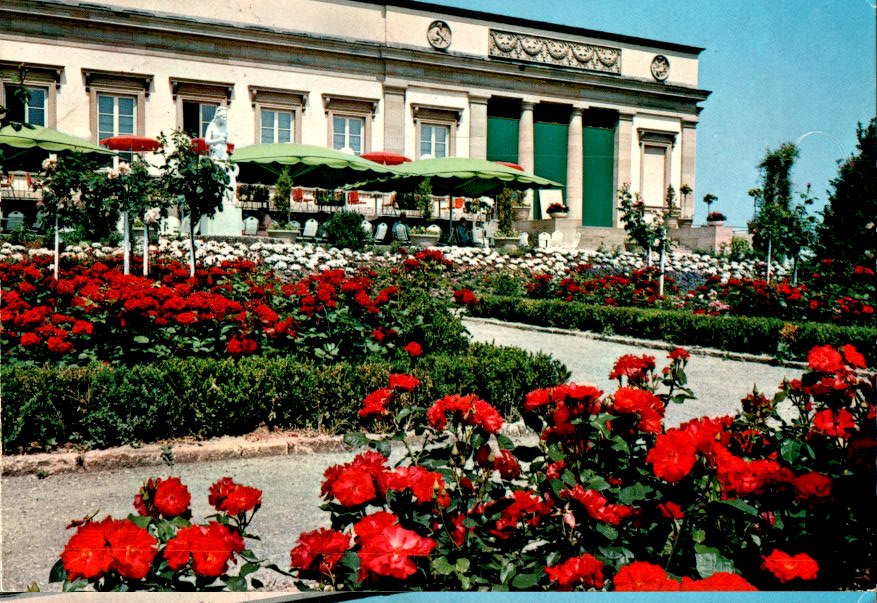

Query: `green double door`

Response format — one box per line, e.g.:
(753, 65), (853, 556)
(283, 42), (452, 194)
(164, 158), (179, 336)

(486, 116), (615, 226)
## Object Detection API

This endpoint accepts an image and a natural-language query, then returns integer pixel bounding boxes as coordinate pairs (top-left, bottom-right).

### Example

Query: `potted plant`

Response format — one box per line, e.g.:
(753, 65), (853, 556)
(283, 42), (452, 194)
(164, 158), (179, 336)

(410, 224), (442, 248)
(706, 211), (727, 226)
(664, 185), (679, 229)
(546, 202), (569, 219)
(493, 187), (522, 249)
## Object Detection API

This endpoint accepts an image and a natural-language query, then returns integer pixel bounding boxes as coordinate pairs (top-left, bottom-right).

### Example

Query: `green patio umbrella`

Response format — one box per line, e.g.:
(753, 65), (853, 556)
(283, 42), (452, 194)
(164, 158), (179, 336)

(353, 157), (562, 197)
(0, 123), (115, 172)
(0, 123), (116, 279)
(232, 143), (400, 188)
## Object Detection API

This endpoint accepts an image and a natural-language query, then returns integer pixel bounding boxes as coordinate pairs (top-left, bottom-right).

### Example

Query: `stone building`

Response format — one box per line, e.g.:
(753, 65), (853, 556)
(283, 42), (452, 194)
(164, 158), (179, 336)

(0, 0), (710, 236)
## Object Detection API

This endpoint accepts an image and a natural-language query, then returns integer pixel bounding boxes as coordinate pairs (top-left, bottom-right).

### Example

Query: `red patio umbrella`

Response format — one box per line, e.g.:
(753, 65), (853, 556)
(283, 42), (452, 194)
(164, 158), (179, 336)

(100, 135), (161, 152)
(360, 151), (411, 166)
(495, 161), (523, 171)
(191, 137), (234, 156)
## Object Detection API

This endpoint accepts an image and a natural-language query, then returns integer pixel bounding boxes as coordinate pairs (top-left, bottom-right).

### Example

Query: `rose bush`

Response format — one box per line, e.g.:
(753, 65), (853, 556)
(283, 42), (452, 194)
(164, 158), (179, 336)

(287, 344), (874, 591)
(52, 477), (265, 591)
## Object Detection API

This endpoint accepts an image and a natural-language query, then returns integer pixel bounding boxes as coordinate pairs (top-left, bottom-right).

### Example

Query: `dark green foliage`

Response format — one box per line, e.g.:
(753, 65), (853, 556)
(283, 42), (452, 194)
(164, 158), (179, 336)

(2, 344), (568, 453)
(323, 211), (367, 251)
(470, 295), (877, 360)
(394, 178), (433, 219)
(495, 187), (516, 236)
(817, 117), (877, 267)
(272, 168), (293, 216)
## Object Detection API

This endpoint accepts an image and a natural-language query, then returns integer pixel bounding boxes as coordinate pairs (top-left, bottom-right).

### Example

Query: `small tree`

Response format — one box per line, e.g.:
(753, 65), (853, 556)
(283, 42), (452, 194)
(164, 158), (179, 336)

(702, 192), (717, 217)
(495, 186), (516, 236)
(158, 130), (230, 277)
(664, 184), (677, 219)
(786, 183), (817, 284)
(395, 178), (433, 219)
(324, 210), (367, 251)
(273, 167), (293, 223)
(618, 183), (657, 266)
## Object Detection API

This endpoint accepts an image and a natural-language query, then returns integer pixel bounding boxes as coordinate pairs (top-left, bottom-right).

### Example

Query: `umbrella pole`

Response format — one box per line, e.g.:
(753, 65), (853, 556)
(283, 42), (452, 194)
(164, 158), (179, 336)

(53, 212), (59, 280)
(448, 196), (453, 238)
(122, 210), (130, 275)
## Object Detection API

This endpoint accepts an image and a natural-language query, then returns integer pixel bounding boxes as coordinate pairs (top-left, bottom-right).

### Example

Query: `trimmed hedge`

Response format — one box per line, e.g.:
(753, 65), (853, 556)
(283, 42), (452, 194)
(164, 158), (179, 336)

(2, 343), (569, 453)
(470, 295), (877, 361)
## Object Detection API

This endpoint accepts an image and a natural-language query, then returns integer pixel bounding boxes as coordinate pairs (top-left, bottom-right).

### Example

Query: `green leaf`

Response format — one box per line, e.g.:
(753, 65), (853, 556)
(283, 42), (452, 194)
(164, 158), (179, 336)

(374, 439), (392, 457)
(595, 522), (618, 541)
(618, 483), (652, 505)
(512, 445), (542, 462)
(239, 562), (260, 579)
(455, 558), (471, 573)
(717, 498), (759, 516)
(133, 335), (150, 344)
(694, 544), (736, 578)
(779, 439), (804, 464)
(495, 434), (514, 450)
(49, 559), (67, 583)
(226, 576), (247, 591)
(432, 556), (455, 576)
(129, 515), (152, 529)
(343, 431), (368, 449)
(499, 561), (516, 584)
(511, 572), (540, 589)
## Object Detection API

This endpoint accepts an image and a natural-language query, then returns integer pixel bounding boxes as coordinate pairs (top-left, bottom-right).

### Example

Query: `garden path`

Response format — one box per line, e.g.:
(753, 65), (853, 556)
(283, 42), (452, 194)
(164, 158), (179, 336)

(464, 318), (798, 427)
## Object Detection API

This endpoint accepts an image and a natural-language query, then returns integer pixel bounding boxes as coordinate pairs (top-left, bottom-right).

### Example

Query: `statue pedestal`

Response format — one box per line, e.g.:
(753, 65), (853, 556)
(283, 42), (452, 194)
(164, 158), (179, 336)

(200, 201), (243, 236)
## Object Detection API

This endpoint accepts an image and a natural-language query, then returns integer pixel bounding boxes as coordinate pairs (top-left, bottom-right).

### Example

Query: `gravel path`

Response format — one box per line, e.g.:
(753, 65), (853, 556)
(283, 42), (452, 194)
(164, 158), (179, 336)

(2, 321), (802, 592)
(464, 318), (799, 427)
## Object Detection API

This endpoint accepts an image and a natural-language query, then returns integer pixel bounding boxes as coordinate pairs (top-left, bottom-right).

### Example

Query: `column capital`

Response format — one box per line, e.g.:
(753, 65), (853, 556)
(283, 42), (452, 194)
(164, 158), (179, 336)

(468, 93), (490, 105)
(681, 118), (698, 128)
(520, 100), (536, 111)
(382, 84), (407, 95)
(570, 105), (585, 117)
(618, 111), (635, 122)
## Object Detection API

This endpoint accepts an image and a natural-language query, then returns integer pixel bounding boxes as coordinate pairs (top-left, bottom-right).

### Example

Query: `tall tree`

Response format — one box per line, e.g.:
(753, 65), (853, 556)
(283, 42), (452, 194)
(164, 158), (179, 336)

(816, 118), (876, 268)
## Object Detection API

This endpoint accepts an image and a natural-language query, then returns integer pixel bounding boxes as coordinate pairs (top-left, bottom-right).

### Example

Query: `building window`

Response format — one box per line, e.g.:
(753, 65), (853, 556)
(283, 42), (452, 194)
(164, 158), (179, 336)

(261, 109), (293, 143)
(332, 115), (364, 154)
(3, 85), (47, 126)
(323, 94), (378, 155)
(98, 94), (136, 163)
(182, 101), (218, 139)
(412, 104), (461, 159)
(1, 61), (63, 128)
(420, 123), (449, 158)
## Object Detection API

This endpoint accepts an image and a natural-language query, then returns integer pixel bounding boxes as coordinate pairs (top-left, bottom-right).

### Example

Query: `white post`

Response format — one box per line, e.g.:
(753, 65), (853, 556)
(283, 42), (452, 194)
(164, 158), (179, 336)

(143, 216), (149, 276)
(766, 237), (772, 283)
(53, 212), (59, 280)
(122, 210), (130, 275)
(658, 240), (666, 297)
(189, 217), (196, 278)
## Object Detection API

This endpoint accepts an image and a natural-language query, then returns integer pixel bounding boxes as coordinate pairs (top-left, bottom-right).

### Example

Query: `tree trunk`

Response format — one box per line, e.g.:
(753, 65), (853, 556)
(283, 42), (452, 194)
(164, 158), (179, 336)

(646, 245), (652, 268)
(189, 215), (196, 278)
(658, 241), (666, 297)
(792, 253), (799, 285)
(122, 210), (130, 275)
(53, 212), (59, 281)
(766, 237), (772, 284)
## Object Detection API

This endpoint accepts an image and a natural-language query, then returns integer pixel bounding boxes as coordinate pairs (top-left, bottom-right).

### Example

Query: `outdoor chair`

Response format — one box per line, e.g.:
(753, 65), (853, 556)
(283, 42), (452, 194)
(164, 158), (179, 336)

(361, 220), (374, 242)
(373, 222), (389, 244)
(393, 223), (410, 244)
(243, 217), (259, 236)
(5, 211), (23, 232)
(290, 220), (302, 232)
(473, 227), (486, 247)
(301, 219), (319, 242)
(519, 232), (529, 247)
(537, 232), (551, 249)
(550, 231), (564, 248)
(347, 191), (361, 205)
(291, 188), (305, 212)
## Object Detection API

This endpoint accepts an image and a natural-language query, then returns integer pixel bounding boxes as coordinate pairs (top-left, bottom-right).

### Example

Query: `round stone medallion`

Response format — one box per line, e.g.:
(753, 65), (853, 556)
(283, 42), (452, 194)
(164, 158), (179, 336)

(651, 55), (670, 81)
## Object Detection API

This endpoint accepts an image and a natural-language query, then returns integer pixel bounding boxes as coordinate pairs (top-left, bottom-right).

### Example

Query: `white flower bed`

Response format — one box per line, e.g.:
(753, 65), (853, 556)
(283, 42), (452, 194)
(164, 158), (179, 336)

(0, 239), (789, 281)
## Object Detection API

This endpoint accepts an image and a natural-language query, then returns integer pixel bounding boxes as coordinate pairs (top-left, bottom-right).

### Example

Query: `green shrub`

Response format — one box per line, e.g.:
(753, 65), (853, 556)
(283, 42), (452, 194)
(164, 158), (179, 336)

(323, 211), (368, 251)
(470, 295), (877, 360)
(1, 343), (569, 453)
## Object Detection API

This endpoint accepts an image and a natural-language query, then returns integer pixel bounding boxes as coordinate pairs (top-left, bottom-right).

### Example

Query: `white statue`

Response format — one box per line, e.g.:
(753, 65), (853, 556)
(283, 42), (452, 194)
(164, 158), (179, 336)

(200, 106), (242, 235)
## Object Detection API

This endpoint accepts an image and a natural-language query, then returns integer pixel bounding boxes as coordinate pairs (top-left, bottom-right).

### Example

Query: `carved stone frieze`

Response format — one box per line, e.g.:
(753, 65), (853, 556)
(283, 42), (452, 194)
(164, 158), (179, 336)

(488, 29), (620, 74)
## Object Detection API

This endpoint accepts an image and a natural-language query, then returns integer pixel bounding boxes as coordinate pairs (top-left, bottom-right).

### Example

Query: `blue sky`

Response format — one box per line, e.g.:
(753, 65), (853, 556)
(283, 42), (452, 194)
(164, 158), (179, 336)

(440, 0), (876, 228)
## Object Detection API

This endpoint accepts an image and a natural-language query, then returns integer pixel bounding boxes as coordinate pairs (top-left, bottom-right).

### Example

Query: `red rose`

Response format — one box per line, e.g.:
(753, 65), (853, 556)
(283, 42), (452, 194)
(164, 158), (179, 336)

(613, 561), (680, 591)
(358, 524), (436, 581)
(106, 519), (158, 580)
(153, 477), (191, 518)
(494, 449), (521, 480)
(360, 387), (394, 418)
(763, 549), (819, 583)
(681, 572), (757, 591)
(60, 518), (114, 580)
(807, 345), (843, 373)
(612, 388), (665, 433)
(19, 332), (40, 347)
(331, 467), (377, 507)
(841, 344), (866, 369)
(668, 347), (690, 361)
(208, 477), (262, 515)
(471, 399), (504, 433)
(647, 429), (698, 483)
(379, 466), (448, 507)
(354, 511), (398, 541)
(190, 523), (240, 577)
(71, 320), (93, 336)
(812, 408), (857, 439)
(545, 554), (605, 590)
(657, 501), (685, 520)
(793, 472), (832, 502)
(404, 341), (422, 357)
(290, 528), (351, 577)
(524, 388), (551, 411)
(388, 373), (420, 392)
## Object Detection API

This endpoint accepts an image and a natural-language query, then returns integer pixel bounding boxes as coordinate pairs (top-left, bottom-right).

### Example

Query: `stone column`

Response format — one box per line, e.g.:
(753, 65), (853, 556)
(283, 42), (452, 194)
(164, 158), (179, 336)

(566, 106), (583, 224)
(468, 95), (489, 160)
(382, 86), (406, 155)
(517, 100), (535, 172)
(614, 112), (634, 226)
(680, 119), (698, 220)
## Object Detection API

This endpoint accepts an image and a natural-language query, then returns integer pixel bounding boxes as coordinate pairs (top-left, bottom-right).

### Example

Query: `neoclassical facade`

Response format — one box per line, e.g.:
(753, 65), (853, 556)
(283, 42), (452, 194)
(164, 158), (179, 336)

(0, 0), (710, 228)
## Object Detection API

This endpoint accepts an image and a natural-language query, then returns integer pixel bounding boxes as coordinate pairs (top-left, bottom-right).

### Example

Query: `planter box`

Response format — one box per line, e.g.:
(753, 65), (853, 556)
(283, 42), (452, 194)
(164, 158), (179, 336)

(547, 211), (569, 219)
(266, 229), (299, 243)
(706, 220), (724, 227)
(410, 233), (441, 248)
(512, 205), (531, 221)
(494, 235), (521, 251)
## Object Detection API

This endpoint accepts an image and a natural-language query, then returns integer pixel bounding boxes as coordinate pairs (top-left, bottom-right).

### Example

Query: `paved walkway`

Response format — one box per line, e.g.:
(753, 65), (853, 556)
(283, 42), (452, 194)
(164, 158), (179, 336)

(464, 318), (798, 427)
(2, 320), (804, 592)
